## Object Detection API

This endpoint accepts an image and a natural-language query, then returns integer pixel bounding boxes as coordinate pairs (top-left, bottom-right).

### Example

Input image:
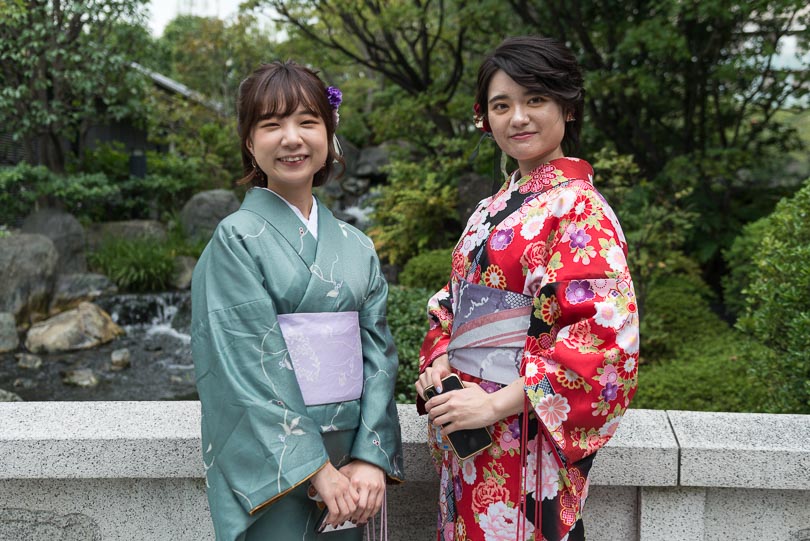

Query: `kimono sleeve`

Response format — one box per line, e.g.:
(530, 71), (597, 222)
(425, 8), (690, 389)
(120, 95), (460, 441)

(350, 250), (405, 482)
(418, 279), (455, 372)
(522, 185), (639, 464)
(191, 221), (329, 517)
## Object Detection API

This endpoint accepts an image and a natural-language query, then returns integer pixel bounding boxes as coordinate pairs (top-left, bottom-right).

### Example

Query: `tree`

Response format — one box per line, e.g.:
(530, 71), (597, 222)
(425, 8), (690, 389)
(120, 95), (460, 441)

(0, 0), (150, 172)
(253, 0), (498, 140)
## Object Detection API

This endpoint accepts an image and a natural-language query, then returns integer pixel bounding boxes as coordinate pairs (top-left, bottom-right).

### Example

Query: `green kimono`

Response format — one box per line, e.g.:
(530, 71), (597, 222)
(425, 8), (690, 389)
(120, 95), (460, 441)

(191, 188), (404, 541)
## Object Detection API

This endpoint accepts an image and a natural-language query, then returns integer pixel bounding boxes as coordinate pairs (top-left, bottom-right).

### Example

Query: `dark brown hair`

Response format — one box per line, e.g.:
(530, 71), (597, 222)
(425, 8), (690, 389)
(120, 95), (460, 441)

(236, 60), (344, 187)
(475, 36), (584, 155)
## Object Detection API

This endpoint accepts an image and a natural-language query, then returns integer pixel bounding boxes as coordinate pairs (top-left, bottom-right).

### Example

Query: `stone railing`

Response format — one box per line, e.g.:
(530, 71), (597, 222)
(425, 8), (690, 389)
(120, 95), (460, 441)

(1, 402), (808, 540)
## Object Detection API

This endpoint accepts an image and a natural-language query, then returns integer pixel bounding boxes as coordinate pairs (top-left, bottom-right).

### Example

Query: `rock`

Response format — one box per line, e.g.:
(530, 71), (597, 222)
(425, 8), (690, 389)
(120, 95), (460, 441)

(336, 135), (361, 176)
(15, 353), (42, 370)
(61, 368), (99, 387)
(85, 220), (167, 252)
(13, 377), (35, 389)
(21, 208), (87, 273)
(171, 256), (196, 290)
(457, 171), (492, 222)
(0, 312), (19, 353)
(355, 144), (393, 182)
(180, 189), (240, 241)
(170, 295), (192, 334)
(0, 233), (59, 324)
(169, 375), (185, 384)
(340, 175), (370, 196)
(24, 302), (124, 353)
(110, 348), (131, 371)
(49, 273), (118, 315)
(0, 388), (23, 401)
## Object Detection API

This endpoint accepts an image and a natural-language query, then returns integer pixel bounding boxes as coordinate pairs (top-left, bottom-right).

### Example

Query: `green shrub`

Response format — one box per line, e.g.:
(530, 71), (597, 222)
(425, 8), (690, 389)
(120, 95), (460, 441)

(0, 163), (52, 225)
(722, 218), (769, 320)
(633, 274), (771, 412)
(88, 237), (177, 293)
(734, 177), (810, 413)
(48, 172), (121, 222)
(400, 248), (452, 292)
(387, 285), (431, 403)
(77, 142), (130, 181)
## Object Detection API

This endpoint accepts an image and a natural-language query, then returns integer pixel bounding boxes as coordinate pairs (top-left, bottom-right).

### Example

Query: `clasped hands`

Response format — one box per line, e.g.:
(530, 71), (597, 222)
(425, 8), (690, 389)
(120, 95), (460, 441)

(310, 459), (385, 528)
(414, 354), (504, 437)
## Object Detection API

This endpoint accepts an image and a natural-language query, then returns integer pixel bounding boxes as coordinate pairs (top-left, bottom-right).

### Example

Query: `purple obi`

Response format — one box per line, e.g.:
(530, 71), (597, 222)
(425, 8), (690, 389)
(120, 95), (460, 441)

(277, 311), (364, 406)
(448, 278), (532, 385)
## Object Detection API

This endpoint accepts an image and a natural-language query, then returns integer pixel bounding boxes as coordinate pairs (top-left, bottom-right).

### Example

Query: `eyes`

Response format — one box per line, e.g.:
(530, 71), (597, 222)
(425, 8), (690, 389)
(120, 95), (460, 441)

(257, 116), (322, 129)
(490, 95), (549, 112)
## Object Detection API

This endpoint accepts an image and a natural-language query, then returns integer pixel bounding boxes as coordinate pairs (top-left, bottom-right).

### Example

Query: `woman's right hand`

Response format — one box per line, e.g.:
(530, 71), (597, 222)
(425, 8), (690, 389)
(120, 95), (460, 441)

(311, 462), (359, 527)
(415, 354), (452, 401)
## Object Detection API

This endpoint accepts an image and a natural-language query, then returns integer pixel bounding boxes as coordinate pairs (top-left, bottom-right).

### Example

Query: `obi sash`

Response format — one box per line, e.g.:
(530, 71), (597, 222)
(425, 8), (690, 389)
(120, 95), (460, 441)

(277, 311), (363, 406)
(447, 277), (532, 385)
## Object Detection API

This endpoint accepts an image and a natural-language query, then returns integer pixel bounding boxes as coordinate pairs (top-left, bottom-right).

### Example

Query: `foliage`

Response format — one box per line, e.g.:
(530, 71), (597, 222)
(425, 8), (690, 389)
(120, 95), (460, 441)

(632, 274), (771, 412)
(400, 249), (453, 292)
(0, 163), (53, 225)
(721, 219), (769, 320)
(734, 177), (810, 413)
(88, 237), (177, 293)
(368, 140), (466, 265)
(387, 285), (431, 403)
(87, 224), (205, 293)
(0, 0), (150, 171)
(592, 148), (700, 313)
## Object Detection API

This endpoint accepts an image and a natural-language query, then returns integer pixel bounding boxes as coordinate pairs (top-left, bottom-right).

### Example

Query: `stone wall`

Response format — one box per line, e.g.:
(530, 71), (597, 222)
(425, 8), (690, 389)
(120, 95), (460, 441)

(0, 403), (808, 540)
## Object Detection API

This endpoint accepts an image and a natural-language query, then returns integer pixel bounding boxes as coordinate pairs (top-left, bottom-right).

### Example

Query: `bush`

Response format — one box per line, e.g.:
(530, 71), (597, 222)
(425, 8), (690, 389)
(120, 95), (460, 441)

(722, 218), (769, 320)
(734, 177), (810, 413)
(0, 163), (53, 225)
(88, 237), (177, 293)
(387, 285), (431, 403)
(632, 274), (771, 412)
(400, 248), (452, 292)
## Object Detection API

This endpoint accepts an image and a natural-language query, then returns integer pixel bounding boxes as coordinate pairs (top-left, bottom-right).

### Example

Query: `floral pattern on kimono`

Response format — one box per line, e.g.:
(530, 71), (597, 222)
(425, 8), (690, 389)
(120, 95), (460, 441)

(419, 157), (639, 541)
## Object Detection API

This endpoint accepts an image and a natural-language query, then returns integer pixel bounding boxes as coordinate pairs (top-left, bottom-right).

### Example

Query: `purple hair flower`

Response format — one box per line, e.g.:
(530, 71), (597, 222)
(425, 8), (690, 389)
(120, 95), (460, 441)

(326, 86), (342, 110)
(565, 280), (595, 304)
(602, 381), (618, 402)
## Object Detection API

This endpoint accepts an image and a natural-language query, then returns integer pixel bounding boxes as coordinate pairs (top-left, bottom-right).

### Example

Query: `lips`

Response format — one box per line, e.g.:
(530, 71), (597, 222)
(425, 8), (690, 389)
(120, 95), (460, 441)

(511, 132), (536, 139)
(278, 155), (308, 163)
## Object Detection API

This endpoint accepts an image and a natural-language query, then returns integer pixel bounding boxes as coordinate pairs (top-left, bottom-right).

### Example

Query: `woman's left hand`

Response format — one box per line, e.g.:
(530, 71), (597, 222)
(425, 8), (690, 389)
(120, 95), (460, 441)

(426, 382), (501, 435)
(338, 460), (386, 525)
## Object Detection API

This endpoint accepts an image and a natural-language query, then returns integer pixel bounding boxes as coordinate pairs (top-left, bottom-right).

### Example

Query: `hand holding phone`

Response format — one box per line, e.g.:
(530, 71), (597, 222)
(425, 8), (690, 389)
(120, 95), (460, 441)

(424, 374), (493, 460)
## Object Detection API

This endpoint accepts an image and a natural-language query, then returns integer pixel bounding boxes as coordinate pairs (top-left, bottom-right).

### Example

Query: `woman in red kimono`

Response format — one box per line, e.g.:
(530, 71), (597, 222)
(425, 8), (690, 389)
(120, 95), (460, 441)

(415, 36), (639, 541)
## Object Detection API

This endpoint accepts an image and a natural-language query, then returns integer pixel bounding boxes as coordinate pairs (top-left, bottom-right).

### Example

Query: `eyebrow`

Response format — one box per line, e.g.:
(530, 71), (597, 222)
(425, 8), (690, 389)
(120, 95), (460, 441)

(257, 107), (320, 121)
(488, 94), (509, 104)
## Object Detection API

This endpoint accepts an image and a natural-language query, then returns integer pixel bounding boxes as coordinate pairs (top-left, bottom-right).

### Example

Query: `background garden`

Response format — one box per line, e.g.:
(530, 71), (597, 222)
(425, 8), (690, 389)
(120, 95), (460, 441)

(0, 0), (808, 413)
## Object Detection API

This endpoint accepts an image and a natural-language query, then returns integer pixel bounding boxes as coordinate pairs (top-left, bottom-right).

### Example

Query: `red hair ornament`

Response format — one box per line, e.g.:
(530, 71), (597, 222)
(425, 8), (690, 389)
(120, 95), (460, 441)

(473, 103), (491, 133)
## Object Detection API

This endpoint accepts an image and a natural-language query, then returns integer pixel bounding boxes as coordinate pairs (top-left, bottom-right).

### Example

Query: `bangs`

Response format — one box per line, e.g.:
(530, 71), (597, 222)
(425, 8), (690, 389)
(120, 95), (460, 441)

(255, 73), (323, 120)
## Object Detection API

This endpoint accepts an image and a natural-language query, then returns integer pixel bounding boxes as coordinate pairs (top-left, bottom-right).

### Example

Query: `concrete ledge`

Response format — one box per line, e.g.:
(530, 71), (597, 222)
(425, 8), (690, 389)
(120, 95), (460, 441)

(669, 410), (810, 489)
(1, 402), (809, 541)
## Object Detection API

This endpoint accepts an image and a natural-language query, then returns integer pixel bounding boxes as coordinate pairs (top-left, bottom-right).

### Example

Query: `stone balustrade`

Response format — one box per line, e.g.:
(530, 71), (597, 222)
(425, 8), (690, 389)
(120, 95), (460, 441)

(1, 402), (808, 540)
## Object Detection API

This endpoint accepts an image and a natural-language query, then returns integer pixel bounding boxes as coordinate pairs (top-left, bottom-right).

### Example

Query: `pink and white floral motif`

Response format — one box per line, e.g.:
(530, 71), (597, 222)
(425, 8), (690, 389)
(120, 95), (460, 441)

(605, 244), (627, 272)
(599, 415), (623, 438)
(487, 196), (507, 215)
(461, 457), (477, 484)
(520, 215), (546, 240)
(478, 501), (534, 541)
(593, 299), (624, 329)
(534, 393), (570, 430)
(550, 189), (576, 217)
(540, 446), (561, 501)
(617, 316), (640, 354)
(598, 364), (619, 386)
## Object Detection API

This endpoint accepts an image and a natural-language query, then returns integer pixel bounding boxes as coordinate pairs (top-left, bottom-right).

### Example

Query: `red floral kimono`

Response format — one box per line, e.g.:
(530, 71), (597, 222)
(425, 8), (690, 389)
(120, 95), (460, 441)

(419, 157), (639, 541)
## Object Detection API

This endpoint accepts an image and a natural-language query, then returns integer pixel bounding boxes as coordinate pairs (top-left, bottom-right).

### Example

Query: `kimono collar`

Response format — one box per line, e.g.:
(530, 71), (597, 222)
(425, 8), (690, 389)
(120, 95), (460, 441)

(502, 157), (594, 196)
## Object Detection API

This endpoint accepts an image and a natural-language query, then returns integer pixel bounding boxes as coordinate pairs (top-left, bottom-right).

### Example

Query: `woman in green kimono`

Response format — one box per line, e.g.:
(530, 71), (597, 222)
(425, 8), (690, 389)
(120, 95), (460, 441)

(191, 61), (404, 541)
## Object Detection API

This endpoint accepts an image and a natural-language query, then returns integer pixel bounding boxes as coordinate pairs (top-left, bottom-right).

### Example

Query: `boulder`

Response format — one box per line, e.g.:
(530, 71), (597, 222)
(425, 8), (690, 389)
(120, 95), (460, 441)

(336, 135), (361, 176)
(61, 368), (99, 387)
(457, 171), (493, 222)
(49, 273), (118, 315)
(85, 220), (167, 252)
(0, 233), (59, 324)
(24, 302), (124, 354)
(0, 312), (19, 353)
(171, 256), (197, 290)
(15, 353), (43, 370)
(355, 144), (393, 182)
(180, 189), (240, 241)
(21, 208), (87, 273)
(0, 389), (23, 402)
(110, 348), (131, 371)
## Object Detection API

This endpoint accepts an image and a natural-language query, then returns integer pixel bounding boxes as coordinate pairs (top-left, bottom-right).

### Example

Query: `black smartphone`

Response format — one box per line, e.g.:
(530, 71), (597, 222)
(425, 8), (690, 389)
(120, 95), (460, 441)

(424, 373), (493, 460)
(314, 507), (359, 534)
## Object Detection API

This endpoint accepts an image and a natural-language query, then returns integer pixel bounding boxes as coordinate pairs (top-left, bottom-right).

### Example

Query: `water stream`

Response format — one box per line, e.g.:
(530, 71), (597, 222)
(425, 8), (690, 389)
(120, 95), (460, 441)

(0, 292), (198, 401)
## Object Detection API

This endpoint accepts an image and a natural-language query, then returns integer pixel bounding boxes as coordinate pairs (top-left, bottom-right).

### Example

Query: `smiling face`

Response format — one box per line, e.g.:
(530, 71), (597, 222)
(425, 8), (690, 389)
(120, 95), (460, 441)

(246, 105), (329, 200)
(486, 70), (568, 177)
